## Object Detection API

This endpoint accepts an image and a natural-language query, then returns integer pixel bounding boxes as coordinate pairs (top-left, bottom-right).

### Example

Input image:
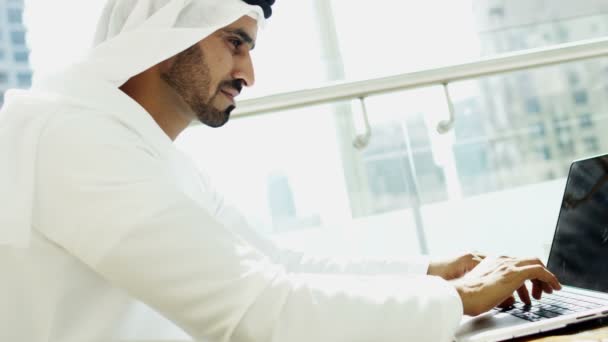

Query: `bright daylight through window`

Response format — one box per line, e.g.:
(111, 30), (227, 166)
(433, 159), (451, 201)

(177, 0), (608, 261)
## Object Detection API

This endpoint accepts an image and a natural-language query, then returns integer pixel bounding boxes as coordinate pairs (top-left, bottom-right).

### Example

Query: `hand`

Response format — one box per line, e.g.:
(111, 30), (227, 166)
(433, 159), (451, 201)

(451, 256), (562, 316)
(427, 253), (485, 280)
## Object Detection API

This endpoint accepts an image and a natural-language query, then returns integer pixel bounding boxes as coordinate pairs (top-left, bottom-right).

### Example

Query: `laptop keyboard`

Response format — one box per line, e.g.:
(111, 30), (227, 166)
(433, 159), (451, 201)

(497, 291), (608, 322)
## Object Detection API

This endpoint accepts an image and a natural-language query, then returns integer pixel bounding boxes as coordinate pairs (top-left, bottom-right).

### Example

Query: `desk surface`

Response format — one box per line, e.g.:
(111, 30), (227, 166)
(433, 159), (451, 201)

(515, 317), (608, 341)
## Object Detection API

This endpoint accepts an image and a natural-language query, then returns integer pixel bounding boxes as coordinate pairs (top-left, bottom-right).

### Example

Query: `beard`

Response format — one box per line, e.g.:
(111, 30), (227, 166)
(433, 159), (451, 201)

(160, 44), (235, 128)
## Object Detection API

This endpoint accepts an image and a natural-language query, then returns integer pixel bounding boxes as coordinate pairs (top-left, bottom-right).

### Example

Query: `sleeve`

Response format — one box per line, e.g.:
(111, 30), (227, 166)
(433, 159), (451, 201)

(215, 201), (431, 275)
(35, 115), (463, 342)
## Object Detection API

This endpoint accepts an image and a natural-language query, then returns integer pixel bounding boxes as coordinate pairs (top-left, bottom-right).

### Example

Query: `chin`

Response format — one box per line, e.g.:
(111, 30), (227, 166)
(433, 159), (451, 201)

(205, 117), (229, 128)
(199, 110), (232, 128)
(197, 116), (227, 128)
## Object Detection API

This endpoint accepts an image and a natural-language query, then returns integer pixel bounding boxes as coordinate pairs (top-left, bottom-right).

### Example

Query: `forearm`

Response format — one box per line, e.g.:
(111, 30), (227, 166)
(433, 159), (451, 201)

(272, 249), (431, 275)
(217, 205), (430, 276)
(96, 228), (461, 342)
(235, 273), (463, 342)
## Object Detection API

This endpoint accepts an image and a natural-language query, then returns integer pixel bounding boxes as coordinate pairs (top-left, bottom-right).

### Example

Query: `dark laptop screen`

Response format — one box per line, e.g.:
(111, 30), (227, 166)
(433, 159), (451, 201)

(547, 155), (608, 293)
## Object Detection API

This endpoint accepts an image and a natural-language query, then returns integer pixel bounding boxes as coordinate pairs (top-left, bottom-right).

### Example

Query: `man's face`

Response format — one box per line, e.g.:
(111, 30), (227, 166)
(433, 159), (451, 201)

(161, 16), (258, 127)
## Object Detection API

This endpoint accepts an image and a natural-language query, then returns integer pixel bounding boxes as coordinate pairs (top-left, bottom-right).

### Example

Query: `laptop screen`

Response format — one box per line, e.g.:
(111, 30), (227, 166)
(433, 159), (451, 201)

(547, 155), (608, 293)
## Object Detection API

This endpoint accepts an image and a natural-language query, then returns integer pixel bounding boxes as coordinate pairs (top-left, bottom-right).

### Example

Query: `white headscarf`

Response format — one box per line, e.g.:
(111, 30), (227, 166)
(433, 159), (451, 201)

(0, 0), (267, 247)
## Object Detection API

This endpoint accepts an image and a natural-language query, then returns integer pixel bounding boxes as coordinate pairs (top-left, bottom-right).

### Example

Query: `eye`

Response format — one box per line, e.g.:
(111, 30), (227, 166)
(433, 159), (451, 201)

(228, 37), (243, 50)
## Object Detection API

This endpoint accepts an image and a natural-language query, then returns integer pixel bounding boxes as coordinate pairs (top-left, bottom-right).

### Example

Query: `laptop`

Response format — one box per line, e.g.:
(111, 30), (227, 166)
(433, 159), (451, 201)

(455, 154), (608, 342)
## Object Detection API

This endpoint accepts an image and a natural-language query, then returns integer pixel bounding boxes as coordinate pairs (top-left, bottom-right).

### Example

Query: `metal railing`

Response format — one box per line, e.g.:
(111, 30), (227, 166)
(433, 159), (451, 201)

(224, 37), (608, 254)
(232, 36), (608, 118)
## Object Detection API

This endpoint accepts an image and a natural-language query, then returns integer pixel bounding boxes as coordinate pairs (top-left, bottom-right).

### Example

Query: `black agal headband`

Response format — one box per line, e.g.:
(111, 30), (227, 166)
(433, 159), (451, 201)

(242, 0), (275, 19)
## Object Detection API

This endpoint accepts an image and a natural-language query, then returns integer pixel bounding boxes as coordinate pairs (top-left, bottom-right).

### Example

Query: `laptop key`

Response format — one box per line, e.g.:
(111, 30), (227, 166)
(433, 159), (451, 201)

(512, 311), (543, 322)
(548, 307), (574, 315)
(535, 310), (561, 319)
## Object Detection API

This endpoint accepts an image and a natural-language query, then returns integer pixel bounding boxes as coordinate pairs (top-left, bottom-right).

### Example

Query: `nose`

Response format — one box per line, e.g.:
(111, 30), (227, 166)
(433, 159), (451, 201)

(232, 52), (255, 87)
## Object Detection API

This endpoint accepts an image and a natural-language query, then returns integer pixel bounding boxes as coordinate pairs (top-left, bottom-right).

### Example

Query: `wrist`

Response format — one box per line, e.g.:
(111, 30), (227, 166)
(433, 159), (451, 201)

(451, 279), (483, 316)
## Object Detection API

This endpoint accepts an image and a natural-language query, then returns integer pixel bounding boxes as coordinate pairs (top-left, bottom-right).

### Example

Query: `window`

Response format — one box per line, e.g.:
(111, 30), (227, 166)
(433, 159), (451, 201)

(10, 31), (25, 45)
(532, 122), (546, 136)
(13, 51), (28, 63)
(555, 122), (572, 137)
(573, 90), (588, 105)
(331, 0), (482, 81)
(168, 2), (608, 261)
(539, 145), (551, 160)
(525, 98), (541, 114)
(567, 71), (580, 86)
(0, 50), (5, 61)
(489, 7), (505, 18)
(7, 8), (22, 24)
(579, 113), (593, 128)
(557, 26), (569, 42)
(0, 72), (8, 84)
(16, 72), (31, 87)
(583, 137), (599, 153)
(591, 23), (599, 33)
(365, 157), (411, 213)
(557, 127), (575, 154)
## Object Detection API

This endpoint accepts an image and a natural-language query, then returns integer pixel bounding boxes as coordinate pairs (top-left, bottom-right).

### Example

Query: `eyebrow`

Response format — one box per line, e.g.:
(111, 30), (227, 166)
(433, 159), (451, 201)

(223, 28), (256, 50)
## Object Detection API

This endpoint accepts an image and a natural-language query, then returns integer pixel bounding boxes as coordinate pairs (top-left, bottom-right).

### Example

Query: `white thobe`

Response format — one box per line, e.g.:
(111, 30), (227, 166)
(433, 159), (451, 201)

(0, 75), (463, 342)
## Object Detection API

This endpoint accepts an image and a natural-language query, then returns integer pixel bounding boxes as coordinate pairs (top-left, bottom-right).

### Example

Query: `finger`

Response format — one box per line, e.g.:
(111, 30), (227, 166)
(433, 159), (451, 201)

(531, 280), (544, 300)
(515, 257), (546, 268)
(471, 252), (486, 260)
(473, 254), (486, 262)
(519, 265), (562, 290)
(532, 279), (553, 298)
(467, 256), (483, 269)
(462, 253), (484, 273)
(517, 284), (532, 305)
(498, 295), (516, 308)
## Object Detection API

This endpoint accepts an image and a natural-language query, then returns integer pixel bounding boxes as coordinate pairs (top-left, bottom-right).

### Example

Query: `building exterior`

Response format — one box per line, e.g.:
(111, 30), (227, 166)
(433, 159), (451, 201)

(0, 0), (32, 106)
(455, 0), (608, 196)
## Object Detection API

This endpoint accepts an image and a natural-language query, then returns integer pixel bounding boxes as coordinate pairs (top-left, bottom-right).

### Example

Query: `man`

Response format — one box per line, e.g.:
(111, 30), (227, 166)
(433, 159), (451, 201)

(0, 0), (561, 341)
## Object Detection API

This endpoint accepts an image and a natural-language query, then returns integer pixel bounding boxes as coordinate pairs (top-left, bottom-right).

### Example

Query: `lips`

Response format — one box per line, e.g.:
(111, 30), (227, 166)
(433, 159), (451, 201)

(221, 87), (239, 98)
(219, 88), (238, 104)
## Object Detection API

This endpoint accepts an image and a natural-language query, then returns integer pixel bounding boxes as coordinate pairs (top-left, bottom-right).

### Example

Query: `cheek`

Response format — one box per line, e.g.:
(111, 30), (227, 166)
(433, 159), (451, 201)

(209, 52), (233, 81)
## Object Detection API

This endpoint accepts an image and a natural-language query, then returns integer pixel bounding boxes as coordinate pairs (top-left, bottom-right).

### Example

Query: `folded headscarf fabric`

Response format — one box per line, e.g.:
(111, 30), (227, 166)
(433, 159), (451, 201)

(242, 0), (275, 19)
(0, 0), (269, 247)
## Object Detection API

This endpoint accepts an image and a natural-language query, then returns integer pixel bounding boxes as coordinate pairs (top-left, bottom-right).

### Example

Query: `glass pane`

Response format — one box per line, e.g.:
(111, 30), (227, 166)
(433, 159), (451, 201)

(7, 8), (22, 24)
(335, 56), (608, 258)
(353, 87), (451, 217)
(176, 103), (422, 257)
(424, 56), (608, 258)
(331, 0), (608, 81)
(23, 0), (106, 81)
(16, 71), (30, 86)
(10, 30), (25, 45)
(331, 0), (479, 80)
(239, 1), (330, 99)
(13, 50), (28, 62)
(476, 2), (608, 56)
